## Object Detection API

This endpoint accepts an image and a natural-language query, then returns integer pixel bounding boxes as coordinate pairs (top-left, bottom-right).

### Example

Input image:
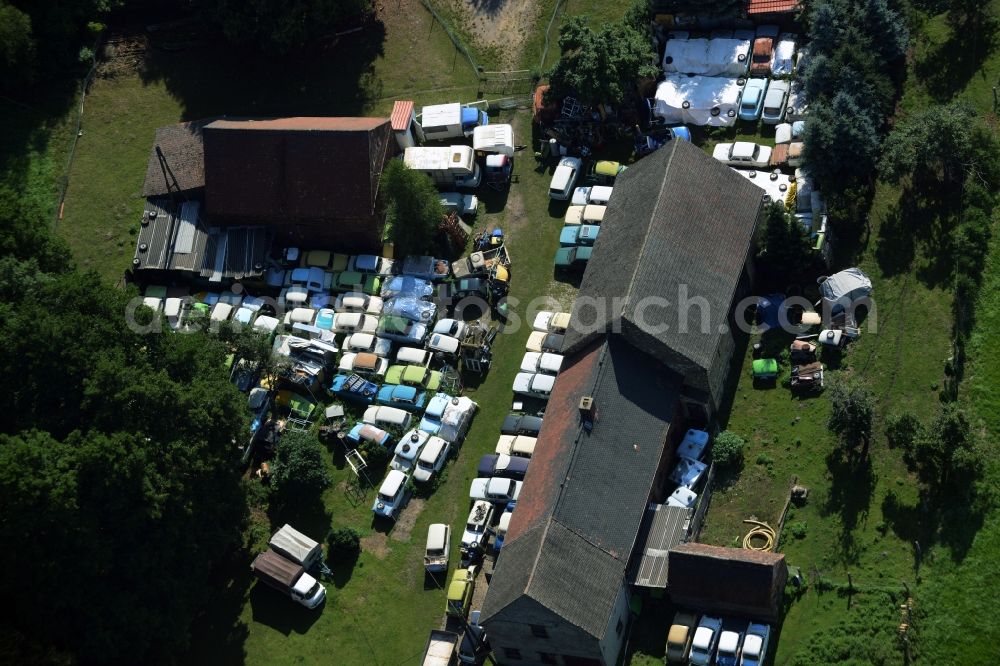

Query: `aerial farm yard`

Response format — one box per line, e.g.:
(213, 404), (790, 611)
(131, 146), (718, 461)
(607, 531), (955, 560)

(1, 1), (999, 665)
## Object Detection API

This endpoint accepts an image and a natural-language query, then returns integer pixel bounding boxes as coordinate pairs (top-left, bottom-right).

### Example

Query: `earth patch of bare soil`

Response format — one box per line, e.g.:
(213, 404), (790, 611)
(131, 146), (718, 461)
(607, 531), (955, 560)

(391, 498), (426, 542)
(361, 531), (391, 559)
(444, 0), (542, 69)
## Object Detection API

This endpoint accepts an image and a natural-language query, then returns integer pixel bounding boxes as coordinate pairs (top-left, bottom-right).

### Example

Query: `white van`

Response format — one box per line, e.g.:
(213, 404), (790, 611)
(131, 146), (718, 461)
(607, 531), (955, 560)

(413, 436), (451, 483)
(372, 470), (411, 519)
(364, 405), (413, 431)
(421, 102), (488, 139)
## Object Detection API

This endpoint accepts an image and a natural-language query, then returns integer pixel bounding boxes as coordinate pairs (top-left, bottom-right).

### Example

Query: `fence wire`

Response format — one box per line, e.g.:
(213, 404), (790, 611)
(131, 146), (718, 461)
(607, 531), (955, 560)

(53, 37), (101, 230)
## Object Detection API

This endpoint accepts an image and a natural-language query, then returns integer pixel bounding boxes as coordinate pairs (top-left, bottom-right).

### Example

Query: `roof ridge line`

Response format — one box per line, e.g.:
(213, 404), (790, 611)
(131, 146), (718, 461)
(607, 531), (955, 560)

(523, 519), (553, 593)
(621, 143), (677, 319)
(550, 517), (628, 564)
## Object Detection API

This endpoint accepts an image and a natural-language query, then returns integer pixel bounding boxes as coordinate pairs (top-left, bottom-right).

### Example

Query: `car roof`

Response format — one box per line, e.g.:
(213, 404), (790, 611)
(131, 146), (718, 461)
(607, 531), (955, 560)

(551, 163), (576, 190)
(380, 470), (407, 494)
(419, 436), (447, 461)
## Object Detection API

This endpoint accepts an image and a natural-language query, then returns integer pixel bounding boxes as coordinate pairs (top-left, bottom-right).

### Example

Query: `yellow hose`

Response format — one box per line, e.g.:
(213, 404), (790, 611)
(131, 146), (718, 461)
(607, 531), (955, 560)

(742, 519), (776, 551)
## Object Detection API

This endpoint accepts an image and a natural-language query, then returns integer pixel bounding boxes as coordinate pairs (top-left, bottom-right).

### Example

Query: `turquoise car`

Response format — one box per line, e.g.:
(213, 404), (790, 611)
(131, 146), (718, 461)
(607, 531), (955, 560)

(739, 78), (768, 122)
(559, 224), (600, 247)
(375, 384), (428, 412)
(554, 245), (593, 270)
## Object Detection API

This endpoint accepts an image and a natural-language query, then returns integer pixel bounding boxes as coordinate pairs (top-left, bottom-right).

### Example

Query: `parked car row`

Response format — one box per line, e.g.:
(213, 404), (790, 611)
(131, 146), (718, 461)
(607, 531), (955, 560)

(666, 609), (771, 666)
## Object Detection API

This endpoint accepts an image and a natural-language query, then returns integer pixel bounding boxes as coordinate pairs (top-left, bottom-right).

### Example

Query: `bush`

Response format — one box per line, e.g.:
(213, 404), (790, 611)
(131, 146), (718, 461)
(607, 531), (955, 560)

(827, 379), (875, 454)
(789, 521), (808, 539)
(756, 453), (775, 469)
(884, 411), (924, 451)
(713, 430), (745, 469)
(357, 436), (390, 467)
(271, 431), (333, 504)
(328, 527), (361, 559)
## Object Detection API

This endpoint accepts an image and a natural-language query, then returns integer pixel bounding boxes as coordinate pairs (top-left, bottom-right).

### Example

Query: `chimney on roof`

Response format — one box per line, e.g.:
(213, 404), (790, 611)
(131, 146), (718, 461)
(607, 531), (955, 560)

(579, 396), (596, 432)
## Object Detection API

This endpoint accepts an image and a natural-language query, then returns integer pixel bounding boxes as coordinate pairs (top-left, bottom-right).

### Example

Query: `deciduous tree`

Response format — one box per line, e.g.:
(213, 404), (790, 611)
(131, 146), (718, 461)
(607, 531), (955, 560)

(380, 159), (445, 257)
(827, 379), (875, 456)
(547, 15), (659, 108)
(270, 430), (332, 504)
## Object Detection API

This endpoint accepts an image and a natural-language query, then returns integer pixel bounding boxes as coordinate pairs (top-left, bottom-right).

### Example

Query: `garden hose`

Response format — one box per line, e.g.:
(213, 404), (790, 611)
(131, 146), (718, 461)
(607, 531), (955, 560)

(742, 519), (776, 551)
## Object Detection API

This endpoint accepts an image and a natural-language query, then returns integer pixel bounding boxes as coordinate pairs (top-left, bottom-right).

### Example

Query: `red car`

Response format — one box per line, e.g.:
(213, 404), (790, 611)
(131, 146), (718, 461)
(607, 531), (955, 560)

(750, 37), (773, 77)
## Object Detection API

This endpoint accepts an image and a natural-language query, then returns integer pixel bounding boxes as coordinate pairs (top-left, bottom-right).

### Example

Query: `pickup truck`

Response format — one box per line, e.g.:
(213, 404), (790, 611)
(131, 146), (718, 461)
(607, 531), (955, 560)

(250, 549), (326, 609)
(421, 629), (460, 666)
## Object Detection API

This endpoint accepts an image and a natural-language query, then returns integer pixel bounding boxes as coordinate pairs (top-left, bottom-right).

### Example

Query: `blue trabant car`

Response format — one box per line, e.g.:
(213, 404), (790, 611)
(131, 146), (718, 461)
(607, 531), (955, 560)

(375, 384), (428, 412)
(330, 373), (379, 404)
(739, 78), (768, 122)
(558, 224), (601, 247)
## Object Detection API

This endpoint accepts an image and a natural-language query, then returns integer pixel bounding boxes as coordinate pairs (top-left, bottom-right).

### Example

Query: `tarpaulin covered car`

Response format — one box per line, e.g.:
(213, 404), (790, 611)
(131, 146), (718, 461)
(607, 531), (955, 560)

(818, 268), (872, 314)
(662, 38), (752, 77)
(652, 75), (743, 127)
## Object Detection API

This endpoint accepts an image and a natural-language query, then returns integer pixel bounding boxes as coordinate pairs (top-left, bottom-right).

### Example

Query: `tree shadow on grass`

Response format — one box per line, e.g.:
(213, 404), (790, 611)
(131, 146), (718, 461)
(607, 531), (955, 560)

(183, 551), (252, 663)
(822, 450), (877, 565)
(138, 17), (387, 120)
(329, 549), (360, 589)
(0, 74), (81, 213)
(914, 12), (999, 104)
(875, 189), (957, 287)
(268, 496), (332, 544)
(881, 488), (985, 565)
(248, 583), (324, 635)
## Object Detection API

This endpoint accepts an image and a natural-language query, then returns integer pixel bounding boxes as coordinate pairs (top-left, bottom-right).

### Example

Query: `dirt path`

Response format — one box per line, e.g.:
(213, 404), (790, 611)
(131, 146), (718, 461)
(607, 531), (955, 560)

(391, 497), (426, 542)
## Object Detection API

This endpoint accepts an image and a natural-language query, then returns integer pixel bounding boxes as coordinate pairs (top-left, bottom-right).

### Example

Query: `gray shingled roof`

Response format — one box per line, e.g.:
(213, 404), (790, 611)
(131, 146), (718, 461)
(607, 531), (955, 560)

(142, 119), (219, 198)
(563, 140), (764, 379)
(482, 337), (681, 637)
(483, 519), (627, 639)
(551, 337), (681, 558)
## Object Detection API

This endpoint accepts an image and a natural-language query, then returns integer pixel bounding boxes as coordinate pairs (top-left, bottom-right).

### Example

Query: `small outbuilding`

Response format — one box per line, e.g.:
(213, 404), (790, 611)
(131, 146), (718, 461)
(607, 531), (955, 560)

(666, 543), (788, 623)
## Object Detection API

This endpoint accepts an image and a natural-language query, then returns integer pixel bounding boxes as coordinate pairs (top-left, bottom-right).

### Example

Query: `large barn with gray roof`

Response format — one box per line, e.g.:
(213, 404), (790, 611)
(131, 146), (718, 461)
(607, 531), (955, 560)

(481, 140), (766, 666)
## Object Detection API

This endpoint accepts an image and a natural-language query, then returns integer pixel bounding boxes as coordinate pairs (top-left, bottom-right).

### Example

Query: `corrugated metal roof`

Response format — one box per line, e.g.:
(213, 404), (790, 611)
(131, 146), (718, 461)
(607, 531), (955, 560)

(390, 100), (414, 131)
(748, 0), (799, 14)
(631, 504), (692, 588)
(133, 198), (268, 280)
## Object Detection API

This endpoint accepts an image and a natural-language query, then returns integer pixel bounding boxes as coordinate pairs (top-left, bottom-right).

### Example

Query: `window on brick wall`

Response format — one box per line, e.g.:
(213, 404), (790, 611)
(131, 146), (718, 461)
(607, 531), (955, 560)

(539, 653), (558, 665)
(530, 624), (549, 639)
(504, 647), (522, 660)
